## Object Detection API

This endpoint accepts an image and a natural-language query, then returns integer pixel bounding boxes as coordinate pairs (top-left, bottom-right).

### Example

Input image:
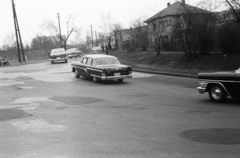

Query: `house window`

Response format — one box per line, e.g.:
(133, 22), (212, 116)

(152, 23), (156, 31)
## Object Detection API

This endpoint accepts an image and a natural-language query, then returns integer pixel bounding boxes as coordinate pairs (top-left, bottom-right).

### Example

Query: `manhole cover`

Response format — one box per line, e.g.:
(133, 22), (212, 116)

(180, 128), (240, 145)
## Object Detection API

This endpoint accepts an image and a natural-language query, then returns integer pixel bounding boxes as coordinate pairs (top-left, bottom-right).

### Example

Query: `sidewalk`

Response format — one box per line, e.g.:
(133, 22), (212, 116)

(0, 59), (49, 68)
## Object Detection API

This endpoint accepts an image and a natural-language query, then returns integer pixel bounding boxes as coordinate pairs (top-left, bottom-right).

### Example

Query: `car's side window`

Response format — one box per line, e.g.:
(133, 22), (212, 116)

(82, 58), (87, 64)
(92, 60), (96, 66)
(87, 59), (93, 65)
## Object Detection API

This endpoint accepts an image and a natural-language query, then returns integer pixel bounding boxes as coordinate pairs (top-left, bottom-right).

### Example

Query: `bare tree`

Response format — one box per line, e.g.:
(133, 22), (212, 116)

(98, 33), (105, 46)
(112, 23), (122, 50)
(147, 17), (173, 55)
(2, 33), (16, 50)
(100, 13), (113, 51)
(225, 0), (240, 24)
(72, 28), (82, 46)
(173, 1), (216, 58)
(131, 16), (149, 51)
(41, 15), (80, 50)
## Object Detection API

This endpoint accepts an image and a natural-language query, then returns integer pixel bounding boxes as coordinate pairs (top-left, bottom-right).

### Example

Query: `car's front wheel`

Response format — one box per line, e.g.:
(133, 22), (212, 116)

(74, 70), (80, 78)
(208, 84), (227, 102)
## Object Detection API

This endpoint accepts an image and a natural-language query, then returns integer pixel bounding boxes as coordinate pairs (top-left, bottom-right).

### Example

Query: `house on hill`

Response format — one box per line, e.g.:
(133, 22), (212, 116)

(144, 0), (210, 52)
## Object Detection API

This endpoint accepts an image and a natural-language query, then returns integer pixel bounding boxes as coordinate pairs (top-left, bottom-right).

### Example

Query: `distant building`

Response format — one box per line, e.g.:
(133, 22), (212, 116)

(144, 0), (209, 50)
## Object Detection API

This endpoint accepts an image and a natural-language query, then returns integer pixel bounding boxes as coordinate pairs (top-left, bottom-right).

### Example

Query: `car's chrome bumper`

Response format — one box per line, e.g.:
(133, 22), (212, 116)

(50, 57), (67, 61)
(100, 75), (133, 80)
(197, 87), (206, 94)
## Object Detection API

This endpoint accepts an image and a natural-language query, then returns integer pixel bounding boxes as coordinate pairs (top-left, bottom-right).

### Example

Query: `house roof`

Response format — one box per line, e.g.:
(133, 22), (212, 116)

(144, 1), (209, 23)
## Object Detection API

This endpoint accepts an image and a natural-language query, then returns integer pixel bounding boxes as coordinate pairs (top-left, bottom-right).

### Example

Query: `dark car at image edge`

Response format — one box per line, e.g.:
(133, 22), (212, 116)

(197, 69), (240, 102)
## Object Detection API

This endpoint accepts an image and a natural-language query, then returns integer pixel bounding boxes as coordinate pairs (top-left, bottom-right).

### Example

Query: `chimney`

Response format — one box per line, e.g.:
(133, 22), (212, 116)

(167, 2), (171, 7)
(182, 0), (185, 5)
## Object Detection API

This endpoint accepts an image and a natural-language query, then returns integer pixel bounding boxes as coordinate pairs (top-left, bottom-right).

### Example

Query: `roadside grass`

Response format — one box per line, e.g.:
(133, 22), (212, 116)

(110, 50), (240, 76)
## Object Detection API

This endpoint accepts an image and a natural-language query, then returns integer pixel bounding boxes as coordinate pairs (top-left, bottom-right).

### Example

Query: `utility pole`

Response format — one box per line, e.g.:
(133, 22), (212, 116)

(90, 25), (93, 48)
(57, 13), (62, 48)
(12, 0), (26, 63)
(95, 31), (98, 46)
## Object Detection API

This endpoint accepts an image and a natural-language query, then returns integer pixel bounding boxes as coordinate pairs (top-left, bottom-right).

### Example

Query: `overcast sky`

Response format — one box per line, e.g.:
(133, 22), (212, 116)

(0, 0), (199, 46)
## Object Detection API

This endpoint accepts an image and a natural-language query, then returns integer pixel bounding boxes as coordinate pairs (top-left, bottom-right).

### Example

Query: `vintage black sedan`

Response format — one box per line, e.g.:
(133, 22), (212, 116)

(71, 54), (132, 82)
(197, 69), (240, 102)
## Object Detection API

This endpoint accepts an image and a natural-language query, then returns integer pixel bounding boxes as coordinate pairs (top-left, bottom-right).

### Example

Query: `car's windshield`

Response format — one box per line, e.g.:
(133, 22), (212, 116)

(66, 49), (74, 53)
(92, 47), (101, 51)
(95, 58), (120, 66)
(51, 49), (65, 54)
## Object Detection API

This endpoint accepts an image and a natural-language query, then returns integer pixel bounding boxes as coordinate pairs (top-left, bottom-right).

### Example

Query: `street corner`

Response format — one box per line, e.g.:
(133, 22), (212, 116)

(132, 71), (157, 78)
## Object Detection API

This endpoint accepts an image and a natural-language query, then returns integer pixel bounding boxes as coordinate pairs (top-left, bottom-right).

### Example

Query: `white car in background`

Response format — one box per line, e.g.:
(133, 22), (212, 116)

(49, 48), (68, 64)
(91, 46), (103, 54)
(66, 48), (82, 58)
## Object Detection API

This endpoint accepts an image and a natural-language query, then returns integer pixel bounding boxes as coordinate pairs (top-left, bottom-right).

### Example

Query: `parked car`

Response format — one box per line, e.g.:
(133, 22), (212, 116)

(91, 46), (103, 54)
(49, 48), (68, 64)
(197, 69), (240, 102)
(71, 54), (132, 82)
(66, 48), (81, 58)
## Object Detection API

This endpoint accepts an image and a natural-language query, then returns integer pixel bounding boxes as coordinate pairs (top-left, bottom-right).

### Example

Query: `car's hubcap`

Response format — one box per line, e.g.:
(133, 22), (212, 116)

(212, 87), (222, 99)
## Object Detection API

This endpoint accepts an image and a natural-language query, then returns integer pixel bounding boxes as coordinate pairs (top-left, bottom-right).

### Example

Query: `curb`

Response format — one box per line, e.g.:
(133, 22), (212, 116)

(0, 60), (49, 68)
(133, 68), (198, 79)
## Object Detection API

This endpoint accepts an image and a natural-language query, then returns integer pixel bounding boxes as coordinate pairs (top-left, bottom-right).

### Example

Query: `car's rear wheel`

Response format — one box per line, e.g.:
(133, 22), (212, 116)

(74, 70), (80, 78)
(117, 79), (123, 83)
(65, 59), (68, 63)
(208, 84), (227, 102)
(51, 61), (54, 64)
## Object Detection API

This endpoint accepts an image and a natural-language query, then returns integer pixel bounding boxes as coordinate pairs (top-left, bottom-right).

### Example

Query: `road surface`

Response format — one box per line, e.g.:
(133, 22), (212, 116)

(0, 59), (240, 158)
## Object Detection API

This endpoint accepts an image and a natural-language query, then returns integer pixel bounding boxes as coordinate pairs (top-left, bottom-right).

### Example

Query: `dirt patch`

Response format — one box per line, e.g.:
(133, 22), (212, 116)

(51, 96), (102, 106)
(180, 128), (240, 145)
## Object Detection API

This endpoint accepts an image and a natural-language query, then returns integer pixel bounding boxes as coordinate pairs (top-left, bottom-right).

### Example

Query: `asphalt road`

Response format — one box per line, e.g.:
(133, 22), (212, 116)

(0, 59), (240, 158)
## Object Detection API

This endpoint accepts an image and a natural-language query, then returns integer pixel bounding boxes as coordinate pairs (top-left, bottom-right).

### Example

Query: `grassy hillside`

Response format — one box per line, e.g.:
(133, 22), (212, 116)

(110, 50), (240, 75)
